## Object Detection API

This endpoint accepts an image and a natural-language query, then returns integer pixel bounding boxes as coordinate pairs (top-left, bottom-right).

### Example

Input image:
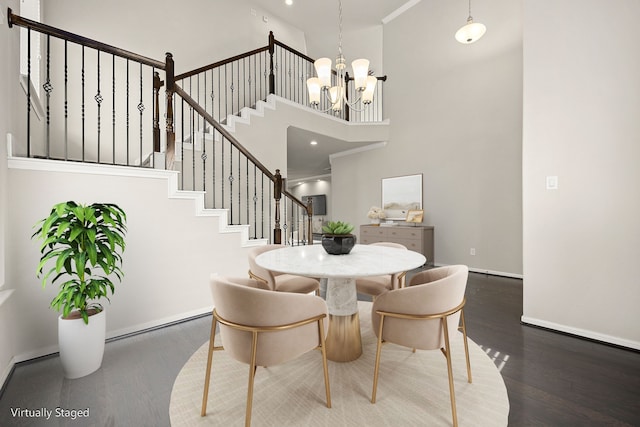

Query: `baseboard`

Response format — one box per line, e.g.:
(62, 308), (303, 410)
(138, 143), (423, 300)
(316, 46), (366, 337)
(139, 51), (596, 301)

(9, 306), (214, 368)
(0, 356), (16, 398)
(433, 263), (523, 279)
(521, 316), (640, 351)
(105, 306), (213, 341)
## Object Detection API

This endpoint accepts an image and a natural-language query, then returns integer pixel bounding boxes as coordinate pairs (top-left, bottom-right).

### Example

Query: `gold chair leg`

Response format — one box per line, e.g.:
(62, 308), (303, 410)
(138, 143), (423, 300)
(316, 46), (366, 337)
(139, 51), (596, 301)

(442, 319), (459, 427)
(318, 318), (332, 408)
(371, 315), (386, 403)
(459, 308), (472, 383)
(201, 316), (218, 417)
(245, 331), (259, 427)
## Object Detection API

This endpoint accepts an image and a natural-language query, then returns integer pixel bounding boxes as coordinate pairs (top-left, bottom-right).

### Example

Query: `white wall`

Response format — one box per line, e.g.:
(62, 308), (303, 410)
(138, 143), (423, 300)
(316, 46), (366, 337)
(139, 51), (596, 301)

(331, 0), (523, 276)
(42, 0), (308, 75)
(522, 0), (640, 349)
(6, 160), (251, 361)
(0, 0), (21, 386)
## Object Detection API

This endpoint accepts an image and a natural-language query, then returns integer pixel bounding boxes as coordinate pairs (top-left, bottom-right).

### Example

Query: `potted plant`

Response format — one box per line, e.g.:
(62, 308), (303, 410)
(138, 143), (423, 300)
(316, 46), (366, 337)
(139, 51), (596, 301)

(321, 221), (357, 255)
(32, 201), (127, 379)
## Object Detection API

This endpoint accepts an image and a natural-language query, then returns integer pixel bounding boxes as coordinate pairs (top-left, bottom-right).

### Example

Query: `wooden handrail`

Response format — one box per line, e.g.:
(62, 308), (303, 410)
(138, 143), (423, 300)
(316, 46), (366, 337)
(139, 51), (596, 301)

(174, 46), (270, 81)
(172, 85), (275, 180)
(7, 8), (165, 69)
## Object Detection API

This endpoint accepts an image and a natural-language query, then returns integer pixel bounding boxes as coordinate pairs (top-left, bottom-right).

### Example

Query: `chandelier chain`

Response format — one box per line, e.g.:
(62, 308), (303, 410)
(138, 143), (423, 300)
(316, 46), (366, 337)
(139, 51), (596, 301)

(338, 0), (343, 57)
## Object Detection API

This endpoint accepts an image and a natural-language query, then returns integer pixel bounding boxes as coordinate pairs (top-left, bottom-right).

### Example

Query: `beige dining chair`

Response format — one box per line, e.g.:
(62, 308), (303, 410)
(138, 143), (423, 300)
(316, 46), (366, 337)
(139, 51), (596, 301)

(355, 242), (408, 299)
(370, 265), (472, 427)
(201, 276), (331, 427)
(248, 244), (320, 295)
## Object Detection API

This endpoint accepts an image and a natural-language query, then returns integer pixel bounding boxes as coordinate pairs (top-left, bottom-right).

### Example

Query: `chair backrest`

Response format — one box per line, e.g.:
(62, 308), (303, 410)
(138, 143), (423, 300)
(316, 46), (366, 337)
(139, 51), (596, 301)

(247, 244), (287, 290)
(210, 276), (328, 366)
(370, 241), (407, 250)
(370, 241), (408, 288)
(371, 265), (469, 350)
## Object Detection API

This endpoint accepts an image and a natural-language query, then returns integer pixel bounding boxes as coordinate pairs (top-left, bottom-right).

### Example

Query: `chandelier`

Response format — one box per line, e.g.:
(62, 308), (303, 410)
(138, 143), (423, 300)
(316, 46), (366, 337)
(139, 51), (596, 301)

(455, 0), (486, 44)
(306, 0), (377, 112)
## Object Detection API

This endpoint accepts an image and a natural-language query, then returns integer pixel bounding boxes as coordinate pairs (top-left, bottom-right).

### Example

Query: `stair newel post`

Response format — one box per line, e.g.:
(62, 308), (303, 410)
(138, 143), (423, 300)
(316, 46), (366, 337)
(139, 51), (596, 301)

(306, 197), (314, 245)
(165, 52), (175, 169)
(268, 31), (276, 96)
(273, 169), (283, 244)
(153, 71), (161, 154)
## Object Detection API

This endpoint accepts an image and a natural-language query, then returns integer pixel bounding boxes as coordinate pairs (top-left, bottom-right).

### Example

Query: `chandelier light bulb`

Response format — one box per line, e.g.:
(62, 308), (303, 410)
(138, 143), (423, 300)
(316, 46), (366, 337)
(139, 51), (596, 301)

(306, 77), (321, 106)
(314, 58), (333, 88)
(351, 58), (370, 91)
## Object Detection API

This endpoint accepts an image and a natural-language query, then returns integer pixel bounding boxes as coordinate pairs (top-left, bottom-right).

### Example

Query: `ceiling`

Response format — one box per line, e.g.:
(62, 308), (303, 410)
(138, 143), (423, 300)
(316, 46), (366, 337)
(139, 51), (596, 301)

(253, 0), (413, 182)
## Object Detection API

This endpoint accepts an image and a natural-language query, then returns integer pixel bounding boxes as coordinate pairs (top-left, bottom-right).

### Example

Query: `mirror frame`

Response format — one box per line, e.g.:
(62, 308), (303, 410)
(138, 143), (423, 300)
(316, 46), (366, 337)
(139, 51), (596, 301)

(382, 174), (423, 220)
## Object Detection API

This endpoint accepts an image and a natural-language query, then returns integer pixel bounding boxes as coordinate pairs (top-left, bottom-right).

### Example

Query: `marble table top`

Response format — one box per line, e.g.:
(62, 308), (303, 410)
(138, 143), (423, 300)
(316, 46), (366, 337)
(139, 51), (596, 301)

(255, 244), (426, 279)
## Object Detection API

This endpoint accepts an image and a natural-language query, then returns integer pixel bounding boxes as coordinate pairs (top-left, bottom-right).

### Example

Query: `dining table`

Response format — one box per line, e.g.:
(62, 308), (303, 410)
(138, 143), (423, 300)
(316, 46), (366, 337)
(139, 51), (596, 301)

(255, 243), (426, 362)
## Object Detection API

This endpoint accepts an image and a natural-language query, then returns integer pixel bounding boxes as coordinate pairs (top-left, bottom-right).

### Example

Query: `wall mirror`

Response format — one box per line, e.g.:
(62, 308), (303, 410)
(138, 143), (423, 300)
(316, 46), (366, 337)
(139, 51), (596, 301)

(382, 174), (423, 220)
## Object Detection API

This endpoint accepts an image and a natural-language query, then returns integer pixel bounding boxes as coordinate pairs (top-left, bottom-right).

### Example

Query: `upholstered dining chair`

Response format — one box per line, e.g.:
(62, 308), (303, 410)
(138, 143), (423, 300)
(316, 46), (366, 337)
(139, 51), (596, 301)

(355, 242), (408, 299)
(201, 276), (331, 427)
(370, 265), (472, 427)
(248, 244), (320, 295)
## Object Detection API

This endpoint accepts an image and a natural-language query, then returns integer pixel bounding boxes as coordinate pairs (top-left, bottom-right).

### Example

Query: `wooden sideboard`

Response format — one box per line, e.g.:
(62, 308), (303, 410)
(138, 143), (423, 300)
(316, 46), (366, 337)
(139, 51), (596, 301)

(360, 224), (434, 265)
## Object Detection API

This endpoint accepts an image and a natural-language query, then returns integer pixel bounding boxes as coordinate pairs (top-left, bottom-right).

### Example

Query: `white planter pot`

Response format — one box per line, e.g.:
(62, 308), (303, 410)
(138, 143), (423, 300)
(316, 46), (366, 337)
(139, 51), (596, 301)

(58, 309), (106, 379)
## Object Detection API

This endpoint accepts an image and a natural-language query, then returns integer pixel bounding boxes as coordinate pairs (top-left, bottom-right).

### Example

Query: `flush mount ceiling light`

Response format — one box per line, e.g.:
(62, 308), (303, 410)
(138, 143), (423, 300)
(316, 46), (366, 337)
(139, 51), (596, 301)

(306, 0), (377, 112)
(455, 0), (486, 44)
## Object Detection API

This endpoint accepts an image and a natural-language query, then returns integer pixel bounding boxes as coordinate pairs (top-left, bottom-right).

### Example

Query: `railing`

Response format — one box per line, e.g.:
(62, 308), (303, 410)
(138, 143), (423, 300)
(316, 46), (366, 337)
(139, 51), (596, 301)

(7, 10), (388, 245)
(175, 31), (386, 126)
(172, 86), (311, 244)
(8, 9), (166, 167)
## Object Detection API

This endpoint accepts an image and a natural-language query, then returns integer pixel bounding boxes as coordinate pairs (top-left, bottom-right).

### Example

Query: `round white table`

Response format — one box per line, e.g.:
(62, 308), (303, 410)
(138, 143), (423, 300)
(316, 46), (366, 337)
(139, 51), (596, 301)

(256, 244), (426, 362)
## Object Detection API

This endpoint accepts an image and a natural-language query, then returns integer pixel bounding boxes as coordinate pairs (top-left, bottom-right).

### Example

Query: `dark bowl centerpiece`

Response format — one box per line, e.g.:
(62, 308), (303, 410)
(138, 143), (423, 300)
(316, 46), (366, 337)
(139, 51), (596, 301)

(321, 221), (357, 255)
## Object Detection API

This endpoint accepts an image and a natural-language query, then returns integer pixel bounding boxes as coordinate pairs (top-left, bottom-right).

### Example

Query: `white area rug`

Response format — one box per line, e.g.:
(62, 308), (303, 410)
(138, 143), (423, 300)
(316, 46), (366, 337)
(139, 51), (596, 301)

(170, 302), (509, 426)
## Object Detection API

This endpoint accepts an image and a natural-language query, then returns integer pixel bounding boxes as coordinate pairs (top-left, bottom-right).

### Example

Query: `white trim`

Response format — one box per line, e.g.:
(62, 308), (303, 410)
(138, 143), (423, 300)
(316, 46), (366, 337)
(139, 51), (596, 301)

(382, 0), (423, 25)
(19, 74), (44, 120)
(521, 316), (640, 351)
(468, 267), (523, 279)
(105, 306), (212, 340)
(329, 141), (388, 161)
(7, 306), (215, 367)
(0, 357), (16, 392)
(0, 289), (14, 307)
(8, 155), (178, 180)
(433, 263), (523, 280)
(267, 95), (391, 128)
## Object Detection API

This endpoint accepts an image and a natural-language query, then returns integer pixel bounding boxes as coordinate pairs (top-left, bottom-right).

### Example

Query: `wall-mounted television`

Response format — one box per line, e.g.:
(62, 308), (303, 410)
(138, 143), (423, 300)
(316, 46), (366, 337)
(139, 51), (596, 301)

(302, 194), (327, 216)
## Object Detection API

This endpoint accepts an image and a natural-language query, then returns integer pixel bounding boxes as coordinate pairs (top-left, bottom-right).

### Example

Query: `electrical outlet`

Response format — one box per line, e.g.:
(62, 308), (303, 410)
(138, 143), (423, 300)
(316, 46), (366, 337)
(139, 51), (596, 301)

(470, 248), (476, 256)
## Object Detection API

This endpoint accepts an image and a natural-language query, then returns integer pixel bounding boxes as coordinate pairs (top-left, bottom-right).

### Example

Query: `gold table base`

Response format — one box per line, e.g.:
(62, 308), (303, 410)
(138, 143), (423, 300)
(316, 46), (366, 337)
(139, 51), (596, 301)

(325, 312), (362, 362)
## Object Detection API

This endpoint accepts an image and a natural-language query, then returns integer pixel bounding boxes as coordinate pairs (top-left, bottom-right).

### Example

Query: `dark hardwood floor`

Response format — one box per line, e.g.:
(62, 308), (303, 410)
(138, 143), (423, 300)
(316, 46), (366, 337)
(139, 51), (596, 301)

(1, 272), (639, 426)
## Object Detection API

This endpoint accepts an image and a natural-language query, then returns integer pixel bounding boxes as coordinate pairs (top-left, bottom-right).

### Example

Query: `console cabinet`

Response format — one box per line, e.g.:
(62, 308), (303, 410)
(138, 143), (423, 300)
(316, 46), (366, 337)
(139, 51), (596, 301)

(360, 224), (434, 265)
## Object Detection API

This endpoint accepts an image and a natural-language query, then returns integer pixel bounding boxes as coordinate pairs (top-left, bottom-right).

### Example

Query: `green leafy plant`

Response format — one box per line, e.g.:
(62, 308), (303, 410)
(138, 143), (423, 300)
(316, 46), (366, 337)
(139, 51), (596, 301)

(322, 221), (354, 235)
(32, 201), (127, 324)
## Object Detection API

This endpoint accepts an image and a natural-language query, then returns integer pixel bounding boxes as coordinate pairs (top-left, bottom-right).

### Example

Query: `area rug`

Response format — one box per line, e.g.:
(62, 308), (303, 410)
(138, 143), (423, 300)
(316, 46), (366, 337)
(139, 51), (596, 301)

(169, 301), (509, 426)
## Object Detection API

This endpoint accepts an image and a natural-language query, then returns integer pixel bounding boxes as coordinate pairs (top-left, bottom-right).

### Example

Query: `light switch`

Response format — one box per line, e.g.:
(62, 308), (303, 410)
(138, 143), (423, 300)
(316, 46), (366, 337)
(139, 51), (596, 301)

(546, 176), (558, 190)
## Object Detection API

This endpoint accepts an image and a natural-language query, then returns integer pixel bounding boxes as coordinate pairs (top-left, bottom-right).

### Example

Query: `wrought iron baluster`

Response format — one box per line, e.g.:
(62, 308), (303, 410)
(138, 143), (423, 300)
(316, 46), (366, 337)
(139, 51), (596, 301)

(180, 97), (185, 190)
(64, 40), (68, 160)
(212, 127), (216, 208)
(253, 164), (258, 239)
(202, 109), (207, 193)
(96, 50), (102, 162)
(138, 62), (144, 166)
(126, 60), (130, 165)
(229, 141), (234, 220)
(44, 34), (51, 158)
(82, 46), (85, 161)
(112, 54), (116, 164)
(191, 106), (195, 190)
(221, 135), (225, 209)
